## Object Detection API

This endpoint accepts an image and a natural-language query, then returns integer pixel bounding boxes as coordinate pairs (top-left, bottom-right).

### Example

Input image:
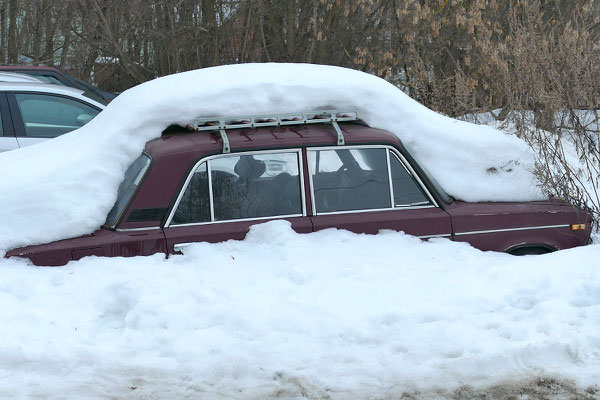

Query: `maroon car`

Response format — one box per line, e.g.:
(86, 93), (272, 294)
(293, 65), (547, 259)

(7, 111), (592, 266)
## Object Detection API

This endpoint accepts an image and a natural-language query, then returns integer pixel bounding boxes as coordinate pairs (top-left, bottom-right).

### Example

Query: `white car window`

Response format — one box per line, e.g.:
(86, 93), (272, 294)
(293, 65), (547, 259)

(15, 93), (100, 138)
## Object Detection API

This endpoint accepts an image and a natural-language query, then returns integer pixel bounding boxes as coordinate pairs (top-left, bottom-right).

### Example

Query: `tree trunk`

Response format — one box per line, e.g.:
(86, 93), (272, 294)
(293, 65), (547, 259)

(7, 0), (17, 63)
(202, 0), (217, 66)
(43, 0), (54, 65)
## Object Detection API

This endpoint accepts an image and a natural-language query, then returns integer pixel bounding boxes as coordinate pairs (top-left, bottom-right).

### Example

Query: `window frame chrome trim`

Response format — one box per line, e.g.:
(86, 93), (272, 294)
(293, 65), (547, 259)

(307, 144), (438, 216)
(164, 213), (305, 228)
(309, 204), (436, 216)
(207, 161), (215, 221)
(385, 148), (395, 208)
(454, 224), (570, 236)
(164, 148), (306, 228)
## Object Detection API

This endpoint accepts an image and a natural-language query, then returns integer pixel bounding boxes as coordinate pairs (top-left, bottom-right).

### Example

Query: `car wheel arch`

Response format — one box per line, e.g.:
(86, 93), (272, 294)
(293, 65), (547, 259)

(505, 243), (557, 255)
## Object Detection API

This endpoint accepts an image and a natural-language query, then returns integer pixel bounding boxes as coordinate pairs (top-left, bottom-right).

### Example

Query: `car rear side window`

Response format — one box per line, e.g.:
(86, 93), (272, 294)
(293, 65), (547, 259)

(15, 93), (100, 137)
(171, 151), (303, 225)
(105, 154), (152, 227)
(309, 148), (391, 213)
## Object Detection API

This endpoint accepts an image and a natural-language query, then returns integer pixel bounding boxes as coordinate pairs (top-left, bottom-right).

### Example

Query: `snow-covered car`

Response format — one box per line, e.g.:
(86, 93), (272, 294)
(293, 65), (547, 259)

(0, 81), (105, 152)
(6, 110), (592, 266)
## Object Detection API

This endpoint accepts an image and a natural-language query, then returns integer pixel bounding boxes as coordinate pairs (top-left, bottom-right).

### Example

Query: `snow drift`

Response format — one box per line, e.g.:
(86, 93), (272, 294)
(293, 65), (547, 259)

(0, 63), (543, 250)
(0, 221), (598, 398)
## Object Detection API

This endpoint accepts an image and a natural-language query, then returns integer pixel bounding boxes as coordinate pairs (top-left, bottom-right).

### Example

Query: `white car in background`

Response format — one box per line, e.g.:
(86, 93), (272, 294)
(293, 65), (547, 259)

(0, 75), (105, 152)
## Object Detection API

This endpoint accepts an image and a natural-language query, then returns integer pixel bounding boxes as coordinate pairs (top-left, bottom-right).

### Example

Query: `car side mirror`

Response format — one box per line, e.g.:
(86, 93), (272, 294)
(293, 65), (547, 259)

(76, 113), (94, 126)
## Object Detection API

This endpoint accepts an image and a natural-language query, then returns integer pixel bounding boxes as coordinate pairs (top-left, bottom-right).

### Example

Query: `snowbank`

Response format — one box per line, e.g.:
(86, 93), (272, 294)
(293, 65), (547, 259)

(0, 221), (598, 398)
(0, 63), (543, 250)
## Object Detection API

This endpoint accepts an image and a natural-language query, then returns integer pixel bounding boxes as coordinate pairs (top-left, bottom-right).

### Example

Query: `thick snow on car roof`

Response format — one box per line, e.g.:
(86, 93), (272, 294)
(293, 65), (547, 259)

(0, 63), (543, 251)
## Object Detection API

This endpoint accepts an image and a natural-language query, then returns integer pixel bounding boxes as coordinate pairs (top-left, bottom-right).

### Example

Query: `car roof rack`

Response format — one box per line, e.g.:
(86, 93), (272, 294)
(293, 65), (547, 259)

(192, 110), (359, 153)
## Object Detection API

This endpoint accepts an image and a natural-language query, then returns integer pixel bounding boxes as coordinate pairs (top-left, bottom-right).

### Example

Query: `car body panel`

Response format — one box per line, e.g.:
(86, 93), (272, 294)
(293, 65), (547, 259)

(164, 217), (313, 254)
(0, 136), (19, 152)
(7, 228), (167, 267)
(310, 207), (452, 238)
(446, 200), (592, 252)
(0, 72), (45, 83)
(0, 66), (116, 102)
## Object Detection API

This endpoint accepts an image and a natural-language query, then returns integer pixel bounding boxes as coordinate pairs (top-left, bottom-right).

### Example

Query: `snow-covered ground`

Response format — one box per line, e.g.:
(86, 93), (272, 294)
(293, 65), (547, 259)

(1, 222), (599, 399)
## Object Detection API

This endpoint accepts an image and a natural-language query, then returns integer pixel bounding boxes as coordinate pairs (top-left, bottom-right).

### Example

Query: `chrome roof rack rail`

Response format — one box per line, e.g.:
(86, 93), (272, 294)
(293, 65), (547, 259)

(192, 110), (359, 153)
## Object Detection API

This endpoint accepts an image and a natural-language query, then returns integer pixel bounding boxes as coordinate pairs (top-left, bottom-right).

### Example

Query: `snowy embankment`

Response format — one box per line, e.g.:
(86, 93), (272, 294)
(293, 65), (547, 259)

(0, 63), (543, 251)
(1, 222), (599, 398)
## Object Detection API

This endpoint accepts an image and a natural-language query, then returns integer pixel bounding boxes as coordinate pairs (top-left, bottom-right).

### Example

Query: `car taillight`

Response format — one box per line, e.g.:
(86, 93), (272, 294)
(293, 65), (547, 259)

(571, 224), (587, 231)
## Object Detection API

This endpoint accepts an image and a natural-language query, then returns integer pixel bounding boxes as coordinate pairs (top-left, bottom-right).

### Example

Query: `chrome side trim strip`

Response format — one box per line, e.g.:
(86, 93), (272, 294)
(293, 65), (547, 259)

(116, 226), (161, 232)
(455, 224), (570, 236)
(417, 233), (452, 239)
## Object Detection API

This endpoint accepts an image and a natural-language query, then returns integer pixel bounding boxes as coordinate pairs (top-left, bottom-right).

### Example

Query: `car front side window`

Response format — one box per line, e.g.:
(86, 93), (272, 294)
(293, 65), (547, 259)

(170, 151), (303, 225)
(389, 153), (431, 207)
(308, 147), (434, 214)
(309, 148), (391, 213)
(14, 93), (100, 137)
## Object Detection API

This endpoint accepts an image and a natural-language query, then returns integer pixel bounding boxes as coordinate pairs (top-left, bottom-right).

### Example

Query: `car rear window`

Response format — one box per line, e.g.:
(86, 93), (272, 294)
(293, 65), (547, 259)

(170, 151), (303, 225)
(105, 154), (152, 227)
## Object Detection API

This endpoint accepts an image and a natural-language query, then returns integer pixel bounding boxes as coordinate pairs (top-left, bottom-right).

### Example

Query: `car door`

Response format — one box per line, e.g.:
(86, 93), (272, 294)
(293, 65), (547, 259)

(0, 92), (18, 152)
(307, 145), (452, 239)
(6, 92), (102, 148)
(163, 149), (313, 253)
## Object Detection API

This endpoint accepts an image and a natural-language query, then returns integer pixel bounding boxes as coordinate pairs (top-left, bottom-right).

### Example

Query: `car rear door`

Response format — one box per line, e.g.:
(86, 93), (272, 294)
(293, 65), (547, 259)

(0, 92), (19, 152)
(163, 149), (313, 253)
(307, 145), (452, 239)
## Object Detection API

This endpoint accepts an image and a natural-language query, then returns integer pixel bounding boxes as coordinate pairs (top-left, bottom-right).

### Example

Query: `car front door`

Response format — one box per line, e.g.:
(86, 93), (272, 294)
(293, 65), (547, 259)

(7, 92), (102, 148)
(307, 145), (452, 239)
(163, 149), (313, 253)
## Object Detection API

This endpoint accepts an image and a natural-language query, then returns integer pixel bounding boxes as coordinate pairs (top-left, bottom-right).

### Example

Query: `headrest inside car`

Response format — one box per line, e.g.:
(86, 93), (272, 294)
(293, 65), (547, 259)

(234, 156), (266, 181)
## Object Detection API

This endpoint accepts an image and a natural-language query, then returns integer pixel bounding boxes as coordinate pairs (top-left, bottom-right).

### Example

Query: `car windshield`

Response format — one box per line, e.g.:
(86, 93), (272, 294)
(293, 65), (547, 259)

(105, 154), (151, 227)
